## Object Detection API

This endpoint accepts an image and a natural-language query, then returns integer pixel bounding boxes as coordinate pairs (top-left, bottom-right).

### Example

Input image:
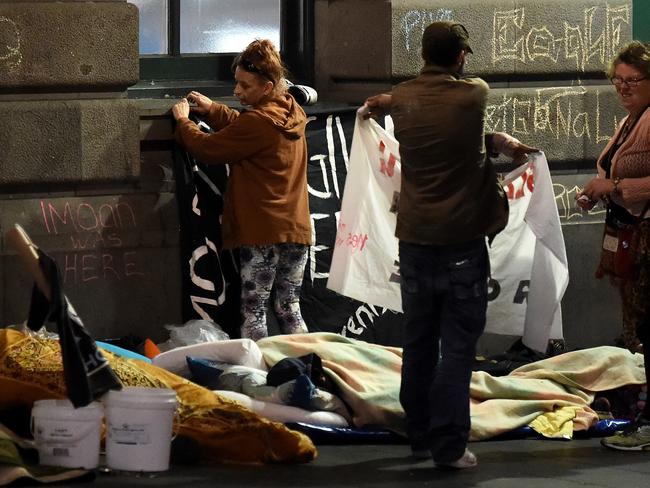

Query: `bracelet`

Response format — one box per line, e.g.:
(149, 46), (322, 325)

(612, 177), (621, 195)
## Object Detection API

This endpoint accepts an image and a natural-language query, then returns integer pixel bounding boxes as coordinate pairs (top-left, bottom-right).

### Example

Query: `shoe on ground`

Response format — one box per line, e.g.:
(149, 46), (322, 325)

(434, 448), (477, 469)
(601, 418), (650, 451)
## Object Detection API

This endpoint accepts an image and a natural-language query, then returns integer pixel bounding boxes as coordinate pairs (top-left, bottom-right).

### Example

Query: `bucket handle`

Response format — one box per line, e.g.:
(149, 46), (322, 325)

(171, 410), (181, 441)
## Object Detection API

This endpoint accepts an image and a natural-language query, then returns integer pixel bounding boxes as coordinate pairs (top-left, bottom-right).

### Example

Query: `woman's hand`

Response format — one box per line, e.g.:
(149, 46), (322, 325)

(576, 177), (615, 209)
(187, 91), (212, 115)
(172, 98), (190, 120)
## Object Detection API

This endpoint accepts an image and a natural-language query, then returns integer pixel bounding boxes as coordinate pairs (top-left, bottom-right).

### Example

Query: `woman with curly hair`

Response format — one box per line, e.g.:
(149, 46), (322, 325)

(172, 39), (311, 341)
(577, 41), (650, 450)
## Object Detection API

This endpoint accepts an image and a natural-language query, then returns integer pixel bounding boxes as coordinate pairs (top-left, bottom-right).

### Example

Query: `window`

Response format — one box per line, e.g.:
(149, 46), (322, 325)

(179, 0), (280, 54)
(132, 0), (168, 55)
(130, 0), (312, 92)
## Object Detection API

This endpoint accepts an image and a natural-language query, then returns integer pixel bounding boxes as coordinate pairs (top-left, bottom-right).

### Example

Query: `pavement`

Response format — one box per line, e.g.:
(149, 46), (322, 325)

(47, 437), (650, 488)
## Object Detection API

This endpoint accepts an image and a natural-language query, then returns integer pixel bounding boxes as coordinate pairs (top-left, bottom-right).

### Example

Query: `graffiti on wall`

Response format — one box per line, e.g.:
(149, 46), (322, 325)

(492, 4), (630, 71)
(39, 199), (145, 284)
(398, 3), (629, 74)
(485, 86), (620, 144)
(0, 16), (22, 70)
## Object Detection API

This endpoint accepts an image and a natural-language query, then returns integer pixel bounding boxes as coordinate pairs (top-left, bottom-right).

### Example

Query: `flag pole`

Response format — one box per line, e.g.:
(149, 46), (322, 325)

(5, 224), (51, 301)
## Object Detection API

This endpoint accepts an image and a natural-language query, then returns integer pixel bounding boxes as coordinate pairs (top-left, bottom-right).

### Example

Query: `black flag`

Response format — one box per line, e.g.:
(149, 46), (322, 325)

(172, 119), (241, 338)
(26, 249), (122, 407)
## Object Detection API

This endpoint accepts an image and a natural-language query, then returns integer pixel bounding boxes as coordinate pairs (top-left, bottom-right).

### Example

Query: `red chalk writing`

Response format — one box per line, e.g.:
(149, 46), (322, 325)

(63, 251), (144, 284)
(40, 200), (136, 235)
(39, 199), (144, 285)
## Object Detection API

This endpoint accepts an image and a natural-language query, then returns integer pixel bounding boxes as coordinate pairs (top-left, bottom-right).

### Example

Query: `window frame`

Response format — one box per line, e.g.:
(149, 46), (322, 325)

(136, 0), (314, 88)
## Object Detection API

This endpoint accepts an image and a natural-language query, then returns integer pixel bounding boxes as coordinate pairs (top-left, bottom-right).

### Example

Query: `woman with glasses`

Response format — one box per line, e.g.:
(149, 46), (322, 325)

(172, 39), (311, 342)
(577, 41), (650, 450)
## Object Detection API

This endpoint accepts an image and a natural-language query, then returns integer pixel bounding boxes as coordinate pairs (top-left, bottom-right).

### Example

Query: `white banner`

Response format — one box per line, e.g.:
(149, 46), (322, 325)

(327, 114), (569, 352)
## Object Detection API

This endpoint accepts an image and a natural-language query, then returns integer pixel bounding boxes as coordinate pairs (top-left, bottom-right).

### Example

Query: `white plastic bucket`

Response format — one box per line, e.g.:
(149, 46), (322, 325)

(31, 399), (103, 469)
(104, 387), (178, 472)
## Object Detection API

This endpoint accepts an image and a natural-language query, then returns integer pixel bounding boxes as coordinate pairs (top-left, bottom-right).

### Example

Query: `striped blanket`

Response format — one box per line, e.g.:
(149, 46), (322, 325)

(257, 333), (646, 439)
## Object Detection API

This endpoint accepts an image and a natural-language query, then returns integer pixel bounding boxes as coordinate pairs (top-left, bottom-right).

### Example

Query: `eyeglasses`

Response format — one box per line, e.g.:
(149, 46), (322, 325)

(239, 60), (274, 83)
(610, 76), (648, 88)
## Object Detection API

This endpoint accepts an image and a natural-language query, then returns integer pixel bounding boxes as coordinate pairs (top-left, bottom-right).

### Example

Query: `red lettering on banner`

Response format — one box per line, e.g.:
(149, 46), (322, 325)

(335, 221), (369, 253)
(506, 168), (535, 200)
(378, 140), (397, 177)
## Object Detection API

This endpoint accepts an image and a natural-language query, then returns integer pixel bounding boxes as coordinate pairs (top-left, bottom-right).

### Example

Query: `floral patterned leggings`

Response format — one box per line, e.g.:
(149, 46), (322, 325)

(239, 243), (309, 341)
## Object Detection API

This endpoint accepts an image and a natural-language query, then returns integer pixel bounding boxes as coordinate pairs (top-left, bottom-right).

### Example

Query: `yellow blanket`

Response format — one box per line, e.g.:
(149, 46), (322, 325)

(0, 328), (315, 465)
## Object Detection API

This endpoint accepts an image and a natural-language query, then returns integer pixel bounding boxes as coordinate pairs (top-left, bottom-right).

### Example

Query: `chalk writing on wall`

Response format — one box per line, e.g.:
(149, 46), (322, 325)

(486, 87), (618, 144)
(492, 4), (630, 70)
(39, 199), (145, 284)
(400, 8), (454, 54)
(0, 17), (22, 69)
(553, 182), (606, 222)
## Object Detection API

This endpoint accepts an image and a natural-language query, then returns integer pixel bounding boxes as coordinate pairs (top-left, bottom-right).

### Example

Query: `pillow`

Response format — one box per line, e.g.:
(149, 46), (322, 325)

(186, 356), (226, 390)
(215, 390), (349, 428)
(152, 339), (267, 377)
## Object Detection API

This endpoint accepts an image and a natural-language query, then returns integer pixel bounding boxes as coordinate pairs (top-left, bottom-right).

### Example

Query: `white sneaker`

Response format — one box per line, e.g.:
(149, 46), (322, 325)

(434, 448), (477, 469)
(285, 79), (318, 106)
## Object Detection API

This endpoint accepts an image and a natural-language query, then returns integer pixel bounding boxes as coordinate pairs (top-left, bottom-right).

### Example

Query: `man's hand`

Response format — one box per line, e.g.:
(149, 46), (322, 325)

(362, 93), (392, 119)
(489, 132), (539, 164)
(511, 141), (540, 164)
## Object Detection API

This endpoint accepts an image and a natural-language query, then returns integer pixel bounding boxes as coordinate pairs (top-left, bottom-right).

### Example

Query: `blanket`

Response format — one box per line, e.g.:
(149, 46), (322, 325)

(470, 346), (646, 439)
(258, 333), (406, 434)
(0, 328), (315, 465)
(257, 333), (646, 439)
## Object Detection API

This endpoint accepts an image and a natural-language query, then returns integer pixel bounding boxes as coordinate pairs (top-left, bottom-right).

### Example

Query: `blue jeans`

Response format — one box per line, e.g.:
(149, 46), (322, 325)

(399, 238), (488, 464)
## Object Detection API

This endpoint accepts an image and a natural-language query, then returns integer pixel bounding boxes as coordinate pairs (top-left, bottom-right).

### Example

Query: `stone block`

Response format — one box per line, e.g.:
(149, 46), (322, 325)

(0, 1), (138, 91)
(0, 99), (140, 185)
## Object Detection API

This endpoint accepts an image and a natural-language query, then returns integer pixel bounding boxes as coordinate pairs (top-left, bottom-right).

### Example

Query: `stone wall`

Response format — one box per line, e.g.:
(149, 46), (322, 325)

(0, 1), (180, 342)
(0, 0), (640, 350)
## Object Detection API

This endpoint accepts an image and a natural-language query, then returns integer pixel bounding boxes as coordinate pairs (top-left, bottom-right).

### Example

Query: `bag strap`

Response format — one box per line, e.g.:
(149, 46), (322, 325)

(606, 104), (649, 179)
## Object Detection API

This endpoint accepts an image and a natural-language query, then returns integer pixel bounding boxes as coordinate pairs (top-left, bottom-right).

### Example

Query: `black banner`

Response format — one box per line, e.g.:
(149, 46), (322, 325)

(174, 108), (404, 346)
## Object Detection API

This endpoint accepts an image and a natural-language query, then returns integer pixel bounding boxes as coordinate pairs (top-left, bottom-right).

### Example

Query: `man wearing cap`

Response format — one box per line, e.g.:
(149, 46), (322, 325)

(364, 21), (537, 469)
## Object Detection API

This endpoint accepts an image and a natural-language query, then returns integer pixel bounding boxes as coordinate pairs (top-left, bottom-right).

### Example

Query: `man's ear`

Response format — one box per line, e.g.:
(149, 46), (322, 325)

(456, 50), (466, 69)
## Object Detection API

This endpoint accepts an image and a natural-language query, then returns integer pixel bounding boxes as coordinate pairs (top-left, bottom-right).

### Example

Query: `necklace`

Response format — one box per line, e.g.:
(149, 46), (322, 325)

(618, 114), (639, 144)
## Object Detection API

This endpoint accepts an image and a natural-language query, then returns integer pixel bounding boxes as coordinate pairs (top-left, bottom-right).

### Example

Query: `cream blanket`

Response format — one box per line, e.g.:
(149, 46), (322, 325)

(258, 333), (646, 439)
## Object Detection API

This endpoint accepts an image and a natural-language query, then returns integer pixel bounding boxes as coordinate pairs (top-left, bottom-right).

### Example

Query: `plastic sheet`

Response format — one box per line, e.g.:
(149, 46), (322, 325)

(288, 419), (632, 445)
